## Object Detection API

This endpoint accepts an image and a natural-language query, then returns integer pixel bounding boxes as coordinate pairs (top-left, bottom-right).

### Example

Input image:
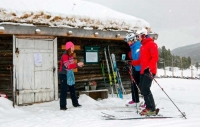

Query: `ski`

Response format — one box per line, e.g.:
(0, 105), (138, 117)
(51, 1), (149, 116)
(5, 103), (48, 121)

(102, 108), (159, 117)
(110, 52), (124, 99)
(100, 60), (106, 89)
(107, 46), (119, 97)
(105, 116), (175, 120)
(115, 110), (136, 112)
(111, 53), (123, 99)
(101, 112), (115, 118)
(116, 67), (126, 95)
(125, 101), (144, 107)
(101, 112), (175, 120)
(104, 47), (114, 97)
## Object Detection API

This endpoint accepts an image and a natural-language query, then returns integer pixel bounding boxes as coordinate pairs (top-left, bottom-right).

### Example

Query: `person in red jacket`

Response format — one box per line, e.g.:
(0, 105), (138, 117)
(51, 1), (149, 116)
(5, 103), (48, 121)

(131, 28), (159, 115)
(59, 41), (84, 110)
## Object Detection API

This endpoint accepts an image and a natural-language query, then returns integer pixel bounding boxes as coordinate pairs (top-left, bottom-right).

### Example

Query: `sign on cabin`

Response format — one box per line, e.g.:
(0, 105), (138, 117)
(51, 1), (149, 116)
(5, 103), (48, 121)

(84, 46), (100, 64)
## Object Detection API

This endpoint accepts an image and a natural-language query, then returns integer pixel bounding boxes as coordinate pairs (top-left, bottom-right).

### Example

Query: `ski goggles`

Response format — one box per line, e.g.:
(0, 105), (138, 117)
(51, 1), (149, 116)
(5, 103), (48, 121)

(136, 34), (146, 38)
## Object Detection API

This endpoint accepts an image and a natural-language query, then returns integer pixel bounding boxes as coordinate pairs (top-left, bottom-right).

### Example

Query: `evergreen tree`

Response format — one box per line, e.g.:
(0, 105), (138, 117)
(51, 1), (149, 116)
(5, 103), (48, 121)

(158, 46), (192, 70)
(195, 62), (199, 70)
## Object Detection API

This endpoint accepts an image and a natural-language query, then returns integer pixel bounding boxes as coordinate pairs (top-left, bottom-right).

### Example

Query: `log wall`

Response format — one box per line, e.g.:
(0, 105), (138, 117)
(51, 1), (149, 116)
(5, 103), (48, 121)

(0, 35), (13, 98)
(57, 37), (132, 93)
(0, 35), (132, 99)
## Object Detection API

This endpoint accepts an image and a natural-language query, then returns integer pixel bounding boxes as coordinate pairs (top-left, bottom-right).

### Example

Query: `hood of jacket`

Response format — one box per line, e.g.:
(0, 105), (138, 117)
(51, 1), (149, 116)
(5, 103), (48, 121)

(141, 37), (153, 45)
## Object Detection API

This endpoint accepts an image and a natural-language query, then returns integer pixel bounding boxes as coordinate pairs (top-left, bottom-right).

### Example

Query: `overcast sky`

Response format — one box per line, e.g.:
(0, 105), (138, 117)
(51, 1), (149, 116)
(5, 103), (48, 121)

(84, 0), (200, 50)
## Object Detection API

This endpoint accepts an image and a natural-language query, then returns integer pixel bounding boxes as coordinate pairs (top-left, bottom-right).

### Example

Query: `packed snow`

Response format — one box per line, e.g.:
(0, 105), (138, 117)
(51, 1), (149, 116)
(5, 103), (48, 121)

(157, 66), (199, 78)
(0, 0), (149, 31)
(0, 68), (200, 127)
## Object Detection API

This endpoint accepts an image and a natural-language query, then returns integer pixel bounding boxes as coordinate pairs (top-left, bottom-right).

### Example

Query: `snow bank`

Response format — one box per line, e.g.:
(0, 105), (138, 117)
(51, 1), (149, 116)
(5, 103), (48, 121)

(0, 0), (150, 31)
(0, 98), (25, 118)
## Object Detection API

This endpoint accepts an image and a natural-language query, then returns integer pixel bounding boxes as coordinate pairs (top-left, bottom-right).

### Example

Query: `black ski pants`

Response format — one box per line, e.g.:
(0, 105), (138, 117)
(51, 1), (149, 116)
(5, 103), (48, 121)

(139, 71), (156, 111)
(131, 70), (140, 103)
(59, 74), (79, 109)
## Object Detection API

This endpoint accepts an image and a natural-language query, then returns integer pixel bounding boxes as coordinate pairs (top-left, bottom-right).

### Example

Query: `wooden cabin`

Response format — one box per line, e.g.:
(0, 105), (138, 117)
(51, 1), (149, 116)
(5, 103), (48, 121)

(0, 24), (135, 105)
(0, 0), (157, 106)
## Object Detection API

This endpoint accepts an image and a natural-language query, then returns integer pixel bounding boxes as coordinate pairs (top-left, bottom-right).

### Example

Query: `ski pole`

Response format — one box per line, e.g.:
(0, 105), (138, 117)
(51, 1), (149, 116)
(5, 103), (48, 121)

(147, 73), (187, 119)
(125, 61), (141, 93)
(128, 68), (141, 93)
(126, 63), (140, 113)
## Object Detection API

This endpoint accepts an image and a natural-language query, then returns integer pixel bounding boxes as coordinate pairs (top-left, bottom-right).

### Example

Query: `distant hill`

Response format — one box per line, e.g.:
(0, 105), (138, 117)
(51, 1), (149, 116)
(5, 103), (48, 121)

(171, 43), (200, 63)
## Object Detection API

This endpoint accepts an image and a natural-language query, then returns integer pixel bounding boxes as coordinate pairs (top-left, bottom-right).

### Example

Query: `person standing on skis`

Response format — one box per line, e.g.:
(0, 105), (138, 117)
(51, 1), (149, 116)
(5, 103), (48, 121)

(59, 41), (84, 110)
(124, 33), (141, 107)
(131, 28), (159, 115)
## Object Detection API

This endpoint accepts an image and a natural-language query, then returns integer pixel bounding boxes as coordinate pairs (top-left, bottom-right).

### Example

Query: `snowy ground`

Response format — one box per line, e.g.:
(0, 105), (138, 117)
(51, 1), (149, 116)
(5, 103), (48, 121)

(1, 69), (200, 127)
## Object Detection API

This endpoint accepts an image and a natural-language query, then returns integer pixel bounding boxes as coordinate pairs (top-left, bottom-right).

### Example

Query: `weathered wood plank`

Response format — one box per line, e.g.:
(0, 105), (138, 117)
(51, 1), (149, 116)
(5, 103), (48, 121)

(61, 45), (81, 50)
(17, 89), (54, 94)
(1, 25), (126, 40)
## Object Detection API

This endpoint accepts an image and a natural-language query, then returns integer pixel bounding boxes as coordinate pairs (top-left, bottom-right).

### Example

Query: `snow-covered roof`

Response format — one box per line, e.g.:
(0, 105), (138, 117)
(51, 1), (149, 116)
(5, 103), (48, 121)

(0, 0), (150, 32)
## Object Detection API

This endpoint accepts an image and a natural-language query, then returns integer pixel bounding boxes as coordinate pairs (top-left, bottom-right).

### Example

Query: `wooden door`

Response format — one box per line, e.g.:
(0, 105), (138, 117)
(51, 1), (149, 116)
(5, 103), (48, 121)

(14, 37), (58, 105)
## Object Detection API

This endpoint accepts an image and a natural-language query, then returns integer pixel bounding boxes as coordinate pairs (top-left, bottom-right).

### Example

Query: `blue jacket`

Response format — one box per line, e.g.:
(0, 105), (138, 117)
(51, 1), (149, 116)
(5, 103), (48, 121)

(130, 40), (141, 71)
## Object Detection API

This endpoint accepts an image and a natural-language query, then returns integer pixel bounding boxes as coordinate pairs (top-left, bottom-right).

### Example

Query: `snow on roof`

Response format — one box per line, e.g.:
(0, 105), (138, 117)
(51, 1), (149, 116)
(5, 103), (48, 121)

(0, 0), (150, 32)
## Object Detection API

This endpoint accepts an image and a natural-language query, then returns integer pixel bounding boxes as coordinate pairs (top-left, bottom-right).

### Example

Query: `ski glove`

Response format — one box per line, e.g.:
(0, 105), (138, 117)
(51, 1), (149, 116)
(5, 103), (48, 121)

(144, 68), (155, 77)
(144, 68), (150, 74)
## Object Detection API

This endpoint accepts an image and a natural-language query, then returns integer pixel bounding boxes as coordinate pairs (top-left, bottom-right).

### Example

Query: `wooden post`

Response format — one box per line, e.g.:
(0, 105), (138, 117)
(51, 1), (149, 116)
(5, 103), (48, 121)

(180, 57), (183, 78)
(172, 57), (174, 77)
(164, 61), (166, 78)
(191, 60), (194, 78)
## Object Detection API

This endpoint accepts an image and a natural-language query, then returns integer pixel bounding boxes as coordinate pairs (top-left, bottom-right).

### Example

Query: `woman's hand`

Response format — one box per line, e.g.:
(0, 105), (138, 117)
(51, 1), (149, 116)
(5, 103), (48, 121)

(77, 62), (84, 67)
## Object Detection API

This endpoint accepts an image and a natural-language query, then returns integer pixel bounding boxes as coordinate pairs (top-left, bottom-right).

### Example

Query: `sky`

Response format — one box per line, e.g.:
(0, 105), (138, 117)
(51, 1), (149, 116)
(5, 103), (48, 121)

(84, 0), (200, 50)
(0, 68), (200, 127)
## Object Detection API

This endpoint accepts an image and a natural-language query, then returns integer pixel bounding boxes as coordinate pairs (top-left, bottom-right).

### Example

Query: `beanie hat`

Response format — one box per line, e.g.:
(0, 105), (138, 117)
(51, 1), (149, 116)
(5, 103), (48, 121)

(65, 41), (74, 50)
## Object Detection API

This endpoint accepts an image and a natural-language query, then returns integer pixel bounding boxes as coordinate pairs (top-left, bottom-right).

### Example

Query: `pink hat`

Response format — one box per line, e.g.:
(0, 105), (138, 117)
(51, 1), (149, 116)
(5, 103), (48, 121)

(65, 41), (74, 50)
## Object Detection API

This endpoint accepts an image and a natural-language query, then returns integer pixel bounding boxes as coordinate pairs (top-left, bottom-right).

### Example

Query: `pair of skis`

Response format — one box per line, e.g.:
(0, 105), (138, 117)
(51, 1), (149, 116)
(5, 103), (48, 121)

(104, 46), (125, 98)
(101, 111), (175, 120)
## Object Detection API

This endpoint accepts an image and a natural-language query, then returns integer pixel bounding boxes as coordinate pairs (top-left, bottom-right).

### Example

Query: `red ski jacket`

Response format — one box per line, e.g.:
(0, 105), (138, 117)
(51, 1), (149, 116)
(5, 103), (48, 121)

(131, 37), (158, 75)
